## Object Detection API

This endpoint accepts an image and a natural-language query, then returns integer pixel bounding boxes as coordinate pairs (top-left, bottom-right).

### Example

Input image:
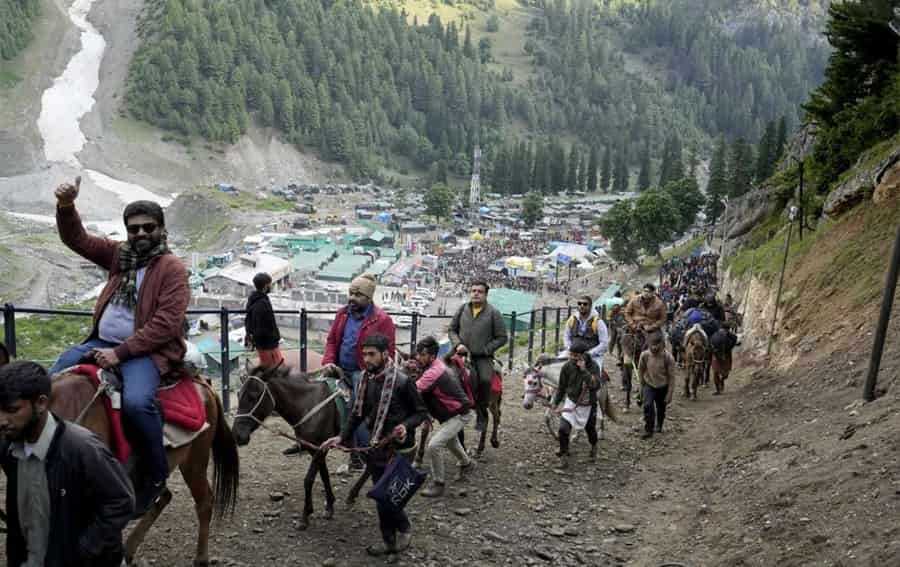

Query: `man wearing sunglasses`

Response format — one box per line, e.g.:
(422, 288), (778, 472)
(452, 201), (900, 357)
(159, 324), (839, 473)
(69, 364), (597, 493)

(563, 294), (609, 374)
(48, 177), (190, 518)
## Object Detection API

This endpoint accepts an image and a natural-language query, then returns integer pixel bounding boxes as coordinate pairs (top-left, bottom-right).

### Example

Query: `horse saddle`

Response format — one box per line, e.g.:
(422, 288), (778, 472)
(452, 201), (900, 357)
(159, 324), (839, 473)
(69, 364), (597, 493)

(71, 364), (209, 464)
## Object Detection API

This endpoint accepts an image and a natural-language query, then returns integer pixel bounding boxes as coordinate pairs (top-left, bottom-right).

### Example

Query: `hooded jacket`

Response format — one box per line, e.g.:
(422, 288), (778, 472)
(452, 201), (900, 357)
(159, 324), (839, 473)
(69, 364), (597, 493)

(416, 358), (472, 423)
(245, 290), (281, 350)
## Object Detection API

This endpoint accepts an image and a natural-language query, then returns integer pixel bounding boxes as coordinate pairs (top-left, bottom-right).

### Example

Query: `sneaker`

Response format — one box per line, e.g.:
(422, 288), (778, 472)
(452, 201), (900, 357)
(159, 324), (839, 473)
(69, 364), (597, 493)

(641, 431), (653, 440)
(395, 531), (412, 552)
(421, 482), (445, 498)
(366, 540), (395, 557)
(282, 445), (301, 456)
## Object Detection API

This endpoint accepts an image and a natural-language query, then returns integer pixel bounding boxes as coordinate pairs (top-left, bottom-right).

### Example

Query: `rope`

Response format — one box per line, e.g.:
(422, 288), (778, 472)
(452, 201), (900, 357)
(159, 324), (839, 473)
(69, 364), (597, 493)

(74, 379), (105, 425)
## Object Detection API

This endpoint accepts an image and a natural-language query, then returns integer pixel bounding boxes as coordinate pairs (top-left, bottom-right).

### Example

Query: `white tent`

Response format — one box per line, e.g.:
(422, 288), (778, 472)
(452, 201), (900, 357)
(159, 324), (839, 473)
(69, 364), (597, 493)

(547, 244), (593, 262)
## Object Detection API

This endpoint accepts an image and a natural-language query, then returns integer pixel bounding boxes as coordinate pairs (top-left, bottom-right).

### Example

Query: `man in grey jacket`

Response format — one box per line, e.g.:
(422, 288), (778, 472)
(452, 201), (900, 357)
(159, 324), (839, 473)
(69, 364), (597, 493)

(449, 280), (508, 432)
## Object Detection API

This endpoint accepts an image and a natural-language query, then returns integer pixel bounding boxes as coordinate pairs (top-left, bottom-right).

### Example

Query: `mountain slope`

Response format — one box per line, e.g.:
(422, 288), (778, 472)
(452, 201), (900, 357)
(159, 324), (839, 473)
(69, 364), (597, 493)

(121, 0), (830, 186)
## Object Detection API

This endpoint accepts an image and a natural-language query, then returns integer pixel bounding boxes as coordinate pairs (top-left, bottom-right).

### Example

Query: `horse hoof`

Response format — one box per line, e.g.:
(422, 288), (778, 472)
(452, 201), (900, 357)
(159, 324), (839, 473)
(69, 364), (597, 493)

(490, 437), (500, 449)
(297, 519), (310, 531)
(324, 507), (334, 520)
(193, 561), (210, 567)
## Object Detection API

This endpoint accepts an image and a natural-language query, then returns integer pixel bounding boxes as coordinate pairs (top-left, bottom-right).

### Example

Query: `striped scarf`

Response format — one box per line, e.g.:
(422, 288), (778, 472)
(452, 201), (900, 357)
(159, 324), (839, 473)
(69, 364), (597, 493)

(352, 362), (398, 446)
(112, 237), (169, 309)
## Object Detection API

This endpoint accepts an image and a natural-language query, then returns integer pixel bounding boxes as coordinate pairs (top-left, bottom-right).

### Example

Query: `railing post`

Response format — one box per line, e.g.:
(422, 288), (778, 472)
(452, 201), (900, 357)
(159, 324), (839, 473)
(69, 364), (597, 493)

(410, 312), (419, 353)
(527, 310), (536, 366)
(220, 307), (231, 413)
(508, 311), (517, 371)
(3, 304), (16, 358)
(540, 307), (547, 354)
(300, 308), (308, 372)
(554, 308), (561, 352)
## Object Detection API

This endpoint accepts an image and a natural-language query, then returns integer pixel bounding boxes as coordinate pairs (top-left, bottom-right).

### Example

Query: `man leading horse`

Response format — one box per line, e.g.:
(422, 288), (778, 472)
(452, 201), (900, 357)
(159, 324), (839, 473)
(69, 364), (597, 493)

(47, 176), (189, 518)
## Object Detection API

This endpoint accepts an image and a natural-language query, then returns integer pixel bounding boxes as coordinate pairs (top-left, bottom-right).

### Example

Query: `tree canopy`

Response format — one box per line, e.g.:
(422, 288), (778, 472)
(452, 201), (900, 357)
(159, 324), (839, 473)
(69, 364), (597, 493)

(0, 0), (40, 61)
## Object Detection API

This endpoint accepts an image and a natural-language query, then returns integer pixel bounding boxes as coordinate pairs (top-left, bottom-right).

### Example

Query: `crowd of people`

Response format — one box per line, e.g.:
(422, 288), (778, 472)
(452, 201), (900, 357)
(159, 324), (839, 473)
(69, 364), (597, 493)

(0, 179), (744, 564)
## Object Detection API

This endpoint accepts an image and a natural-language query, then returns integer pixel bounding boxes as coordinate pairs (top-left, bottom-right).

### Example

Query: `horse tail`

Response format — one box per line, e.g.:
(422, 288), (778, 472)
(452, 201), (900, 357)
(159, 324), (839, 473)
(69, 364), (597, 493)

(210, 389), (240, 519)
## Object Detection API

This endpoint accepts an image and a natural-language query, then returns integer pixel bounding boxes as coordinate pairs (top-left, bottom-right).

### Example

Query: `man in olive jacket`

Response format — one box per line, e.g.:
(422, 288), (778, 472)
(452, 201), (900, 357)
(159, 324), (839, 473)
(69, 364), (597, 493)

(449, 280), (508, 432)
(0, 361), (134, 567)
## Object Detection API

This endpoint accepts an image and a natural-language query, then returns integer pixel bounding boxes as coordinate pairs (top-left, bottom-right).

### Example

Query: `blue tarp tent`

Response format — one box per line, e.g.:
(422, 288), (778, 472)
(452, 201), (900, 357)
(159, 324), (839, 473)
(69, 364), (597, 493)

(375, 213), (393, 222)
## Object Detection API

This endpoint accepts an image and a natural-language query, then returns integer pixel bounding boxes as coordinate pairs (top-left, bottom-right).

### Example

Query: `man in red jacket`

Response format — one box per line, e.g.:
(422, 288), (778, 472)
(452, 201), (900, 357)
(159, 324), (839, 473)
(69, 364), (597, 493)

(299, 273), (394, 465)
(48, 177), (189, 517)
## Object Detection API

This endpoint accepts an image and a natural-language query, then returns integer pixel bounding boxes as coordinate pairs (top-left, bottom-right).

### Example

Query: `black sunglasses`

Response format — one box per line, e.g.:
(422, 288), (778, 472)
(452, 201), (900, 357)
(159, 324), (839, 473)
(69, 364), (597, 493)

(577, 301), (590, 306)
(126, 222), (158, 235)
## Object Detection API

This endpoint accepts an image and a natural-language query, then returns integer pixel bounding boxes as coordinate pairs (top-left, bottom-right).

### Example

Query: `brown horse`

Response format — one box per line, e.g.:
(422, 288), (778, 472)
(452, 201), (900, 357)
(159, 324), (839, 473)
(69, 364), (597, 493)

(50, 369), (239, 566)
(232, 365), (342, 530)
(683, 329), (708, 400)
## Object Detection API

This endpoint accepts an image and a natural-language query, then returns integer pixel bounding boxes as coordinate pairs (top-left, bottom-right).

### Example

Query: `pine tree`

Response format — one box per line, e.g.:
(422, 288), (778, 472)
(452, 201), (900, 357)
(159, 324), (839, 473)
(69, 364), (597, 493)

(600, 146), (612, 193)
(587, 146), (599, 193)
(577, 152), (587, 193)
(658, 136), (673, 188)
(755, 121), (776, 181)
(705, 137), (728, 223)
(463, 24), (475, 58)
(566, 146), (579, 193)
(774, 115), (788, 165)
(638, 143), (652, 192)
(729, 138), (754, 198)
(613, 151), (629, 193)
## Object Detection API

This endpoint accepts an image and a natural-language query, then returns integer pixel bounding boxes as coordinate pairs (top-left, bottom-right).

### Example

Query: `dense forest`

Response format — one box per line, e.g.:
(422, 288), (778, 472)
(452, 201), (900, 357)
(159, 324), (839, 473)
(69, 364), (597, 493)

(127, 0), (517, 179)
(0, 0), (41, 61)
(125, 0), (828, 184)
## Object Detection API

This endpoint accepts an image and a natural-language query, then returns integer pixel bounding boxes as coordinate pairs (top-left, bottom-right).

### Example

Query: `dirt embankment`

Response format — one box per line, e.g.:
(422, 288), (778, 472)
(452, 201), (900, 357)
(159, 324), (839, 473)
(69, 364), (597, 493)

(630, 191), (900, 566)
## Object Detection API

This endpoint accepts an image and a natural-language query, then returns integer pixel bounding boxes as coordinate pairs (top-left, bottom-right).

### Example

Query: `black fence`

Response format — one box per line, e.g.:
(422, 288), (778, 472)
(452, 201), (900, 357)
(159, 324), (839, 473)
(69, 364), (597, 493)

(1, 303), (607, 412)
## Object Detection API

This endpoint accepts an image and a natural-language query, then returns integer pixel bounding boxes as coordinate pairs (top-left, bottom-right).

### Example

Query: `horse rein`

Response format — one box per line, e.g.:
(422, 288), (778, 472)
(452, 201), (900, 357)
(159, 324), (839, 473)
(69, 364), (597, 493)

(233, 374), (373, 454)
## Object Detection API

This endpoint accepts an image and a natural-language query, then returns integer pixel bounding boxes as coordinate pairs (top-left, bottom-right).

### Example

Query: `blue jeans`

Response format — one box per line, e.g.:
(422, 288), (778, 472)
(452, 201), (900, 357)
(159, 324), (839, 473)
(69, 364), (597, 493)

(346, 369), (370, 449)
(50, 339), (168, 483)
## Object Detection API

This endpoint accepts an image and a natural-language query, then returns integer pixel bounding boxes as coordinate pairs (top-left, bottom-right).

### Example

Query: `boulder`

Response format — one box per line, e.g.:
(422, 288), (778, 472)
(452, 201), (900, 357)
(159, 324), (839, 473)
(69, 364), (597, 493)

(874, 155), (900, 205)
(823, 170), (874, 218)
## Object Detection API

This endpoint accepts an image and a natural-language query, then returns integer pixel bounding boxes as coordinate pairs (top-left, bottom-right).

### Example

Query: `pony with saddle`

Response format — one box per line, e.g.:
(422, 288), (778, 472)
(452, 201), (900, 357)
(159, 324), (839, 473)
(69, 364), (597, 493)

(683, 325), (708, 400)
(522, 354), (616, 441)
(233, 364), (348, 529)
(50, 360), (239, 566)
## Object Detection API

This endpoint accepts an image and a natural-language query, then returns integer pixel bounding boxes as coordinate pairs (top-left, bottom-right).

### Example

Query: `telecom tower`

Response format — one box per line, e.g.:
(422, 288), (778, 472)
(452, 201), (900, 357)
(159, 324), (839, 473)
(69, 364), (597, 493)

(469, 145), (481, 209)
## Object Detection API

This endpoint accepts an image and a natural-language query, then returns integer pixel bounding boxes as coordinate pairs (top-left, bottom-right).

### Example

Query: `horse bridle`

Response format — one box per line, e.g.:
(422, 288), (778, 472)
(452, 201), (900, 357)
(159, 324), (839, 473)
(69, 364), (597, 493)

(233, 375), (278, 428)
(234, 373), (343, 433)
(523, 370), (549, 401)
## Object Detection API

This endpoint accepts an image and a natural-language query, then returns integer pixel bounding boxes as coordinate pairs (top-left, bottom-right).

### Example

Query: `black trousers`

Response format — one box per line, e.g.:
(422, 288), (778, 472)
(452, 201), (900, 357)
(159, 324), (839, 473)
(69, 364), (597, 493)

(558, 404), (598, 455)
(642, 384), (668, 433)
(471, 356), (494, 431)
(367, 449), (411, 544)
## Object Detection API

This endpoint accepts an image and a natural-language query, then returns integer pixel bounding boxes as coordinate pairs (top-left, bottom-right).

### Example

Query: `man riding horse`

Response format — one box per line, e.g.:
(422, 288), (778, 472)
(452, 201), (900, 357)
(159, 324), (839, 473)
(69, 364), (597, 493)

(623, 283), (667, 358)
(48, 177), (189, 518)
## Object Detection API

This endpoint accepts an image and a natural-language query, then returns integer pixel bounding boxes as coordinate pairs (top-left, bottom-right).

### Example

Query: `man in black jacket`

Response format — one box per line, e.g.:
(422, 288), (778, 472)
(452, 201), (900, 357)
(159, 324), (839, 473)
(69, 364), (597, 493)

(0, 361), (134, 567)
(245, 272), (283, 369)
(322, 334), (428, 557)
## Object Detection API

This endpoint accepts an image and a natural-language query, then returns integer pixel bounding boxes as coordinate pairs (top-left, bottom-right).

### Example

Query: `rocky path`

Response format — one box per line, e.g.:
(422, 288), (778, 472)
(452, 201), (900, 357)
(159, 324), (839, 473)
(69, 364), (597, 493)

(118, 352), (747, 567)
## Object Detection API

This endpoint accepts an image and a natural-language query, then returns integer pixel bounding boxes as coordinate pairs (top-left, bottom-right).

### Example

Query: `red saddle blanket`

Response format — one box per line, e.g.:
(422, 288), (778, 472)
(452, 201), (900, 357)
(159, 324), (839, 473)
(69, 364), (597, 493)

(73, 364), (206, 463)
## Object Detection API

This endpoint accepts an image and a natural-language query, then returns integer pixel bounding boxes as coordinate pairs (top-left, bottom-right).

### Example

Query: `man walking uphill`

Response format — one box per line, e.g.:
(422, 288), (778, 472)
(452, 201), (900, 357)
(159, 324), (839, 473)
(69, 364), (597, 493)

(449, 280), (507, 433)
(321, 334), (428, 557)
(245, 272), (283, 369)
(0, 361), (135, 567)
(48, 177), (189, 517)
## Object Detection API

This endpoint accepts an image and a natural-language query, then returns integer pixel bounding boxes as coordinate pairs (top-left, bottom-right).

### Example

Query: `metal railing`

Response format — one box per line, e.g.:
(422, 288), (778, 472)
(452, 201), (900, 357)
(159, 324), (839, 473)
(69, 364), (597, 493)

(2, 302), (607, 412)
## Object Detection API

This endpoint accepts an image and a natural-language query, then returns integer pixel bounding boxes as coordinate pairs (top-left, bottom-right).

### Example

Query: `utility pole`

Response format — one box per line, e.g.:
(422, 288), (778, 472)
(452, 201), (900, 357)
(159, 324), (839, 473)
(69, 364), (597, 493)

(719, 196), (729, 259)
(798, 160), (805, 241)
(767, 206), (797, 356)
(862, 209), (900, 401)
(469, 145), (482, 212)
